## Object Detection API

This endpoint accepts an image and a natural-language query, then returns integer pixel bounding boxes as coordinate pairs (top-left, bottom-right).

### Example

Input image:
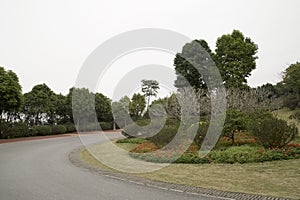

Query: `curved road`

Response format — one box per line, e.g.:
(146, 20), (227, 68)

(0, 133), (220, 200)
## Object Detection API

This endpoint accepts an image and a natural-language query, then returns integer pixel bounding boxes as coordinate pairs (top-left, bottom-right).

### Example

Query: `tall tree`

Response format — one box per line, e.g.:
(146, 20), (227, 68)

(215, 30), (258, 89)
(280, 62), (300, 109)
(141, 79), (160, 108)
(112, 96), (131, 128)
(281, 62), (300, 94)
(129, 93), (146, 120)
(50, 93), (69, 124)
(68, 87), (95, 125)
(23, 83), (55, 125)
(95, 93), (112, 122)
(0, 67), (22, 120)
(174, 39), (214, 90)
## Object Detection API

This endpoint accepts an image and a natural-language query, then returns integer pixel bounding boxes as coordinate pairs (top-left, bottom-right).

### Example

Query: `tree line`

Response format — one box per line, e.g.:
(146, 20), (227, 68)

(1, 29), (299, 138)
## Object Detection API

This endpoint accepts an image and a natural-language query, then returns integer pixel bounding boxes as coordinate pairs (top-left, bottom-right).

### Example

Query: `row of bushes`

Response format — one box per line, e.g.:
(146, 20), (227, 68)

(121, 110), (299, 149)
(0, 121), (114, 139)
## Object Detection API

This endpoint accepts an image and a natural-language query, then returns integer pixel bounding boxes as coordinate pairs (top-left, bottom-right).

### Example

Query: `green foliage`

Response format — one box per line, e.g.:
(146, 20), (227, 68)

(249, 117), (298, 148)
(33, 125), (52, 136)
(283, 94), (300, 110)
(129, 93), (146, 120)
(52, 125), (67, 134)
(193, 121), (209, 148)
(23, 84), (55, 125)
(279, 62), (300, 109)
(174, 39), (214, 90)
(148, 125), (179, 146)
(223, 109), (248, 145)
(0, 122), (35, 139)
(282, 62), (300, 94)
(141, 79), (160, 107)
(64, 122), (76, 133)
(116, 137), (149, 144)
(174, 30), (258, 90)
(112, 96), (131, 128)
(129, 143), (300, 164)
(95, 93), (112, 122)
(215, 30), (258, 89)
(121, 118), (180, 144)
(0, 67), (22, 116)
(174, 39), (216, 90)
(99, 122), (113, 130)
(69, 87), (95, 125)
(50, 93), (69, 124)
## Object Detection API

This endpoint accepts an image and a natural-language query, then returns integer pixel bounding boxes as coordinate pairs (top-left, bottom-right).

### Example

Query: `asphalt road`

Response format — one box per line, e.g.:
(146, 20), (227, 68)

(0, 133), (222, 200)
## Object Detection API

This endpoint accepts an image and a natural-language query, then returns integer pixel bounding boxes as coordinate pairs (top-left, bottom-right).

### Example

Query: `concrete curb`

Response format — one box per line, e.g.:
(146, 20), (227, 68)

(69, 147), (295, 200)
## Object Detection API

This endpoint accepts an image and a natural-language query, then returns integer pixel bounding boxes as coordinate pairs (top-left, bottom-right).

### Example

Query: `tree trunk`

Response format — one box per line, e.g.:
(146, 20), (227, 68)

(231, 131), (235, 145)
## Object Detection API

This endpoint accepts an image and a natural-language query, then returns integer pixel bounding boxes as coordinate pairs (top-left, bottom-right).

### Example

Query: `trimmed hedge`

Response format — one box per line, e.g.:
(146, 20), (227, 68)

(64, 123), (76, 133)
(34, 125), (52, 136)
(0, 122), (36, 139)
(99, 122), (113, 130)
(52, 125), (67, 134)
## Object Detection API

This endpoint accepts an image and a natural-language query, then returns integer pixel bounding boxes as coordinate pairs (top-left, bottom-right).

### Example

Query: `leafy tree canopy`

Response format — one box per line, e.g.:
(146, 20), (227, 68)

(0, 67), (22, 116)
(215, 30), (258, 89)
(129, 93), (146, 120)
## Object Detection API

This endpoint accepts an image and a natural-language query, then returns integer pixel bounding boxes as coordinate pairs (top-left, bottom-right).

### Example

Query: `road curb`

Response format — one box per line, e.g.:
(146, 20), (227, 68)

(69, 147), (295, 200)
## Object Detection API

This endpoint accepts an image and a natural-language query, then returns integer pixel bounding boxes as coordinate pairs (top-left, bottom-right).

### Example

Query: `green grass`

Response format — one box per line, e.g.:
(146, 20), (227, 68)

(81, 141), (300, 199)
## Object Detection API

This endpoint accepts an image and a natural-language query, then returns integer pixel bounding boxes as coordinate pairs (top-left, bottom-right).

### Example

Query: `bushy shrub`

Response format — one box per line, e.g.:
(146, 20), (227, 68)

(64, 122), (76, 133)
(99, 122), (113, 130)
(52, 125), (67, 134)
(121, 118), (178, 138)
(249, 117), (298, 148)
(77, 122), (100, 132)
(34, 125), (52, 136)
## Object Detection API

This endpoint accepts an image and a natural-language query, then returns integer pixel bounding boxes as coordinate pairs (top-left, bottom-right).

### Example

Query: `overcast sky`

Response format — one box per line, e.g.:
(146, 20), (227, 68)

(0, 0), (299, 99)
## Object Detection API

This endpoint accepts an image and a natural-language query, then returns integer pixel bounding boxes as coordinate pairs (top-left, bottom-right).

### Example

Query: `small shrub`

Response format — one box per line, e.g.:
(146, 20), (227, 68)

(52, 125), (67, 134)
(249, 117), (298, 148)
(64, 123), (76, 133)
(99, 122), (113, 130)
(34, 125), (52, 136)
(222, 109), (249, 145)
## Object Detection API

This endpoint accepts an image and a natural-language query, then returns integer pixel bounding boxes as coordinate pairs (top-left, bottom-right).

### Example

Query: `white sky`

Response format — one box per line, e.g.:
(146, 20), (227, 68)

(0, 0), (300, 100)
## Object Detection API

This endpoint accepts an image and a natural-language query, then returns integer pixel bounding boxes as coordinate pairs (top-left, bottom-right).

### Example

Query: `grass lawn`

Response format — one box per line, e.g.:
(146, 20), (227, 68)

(81, 141), (300, 199)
